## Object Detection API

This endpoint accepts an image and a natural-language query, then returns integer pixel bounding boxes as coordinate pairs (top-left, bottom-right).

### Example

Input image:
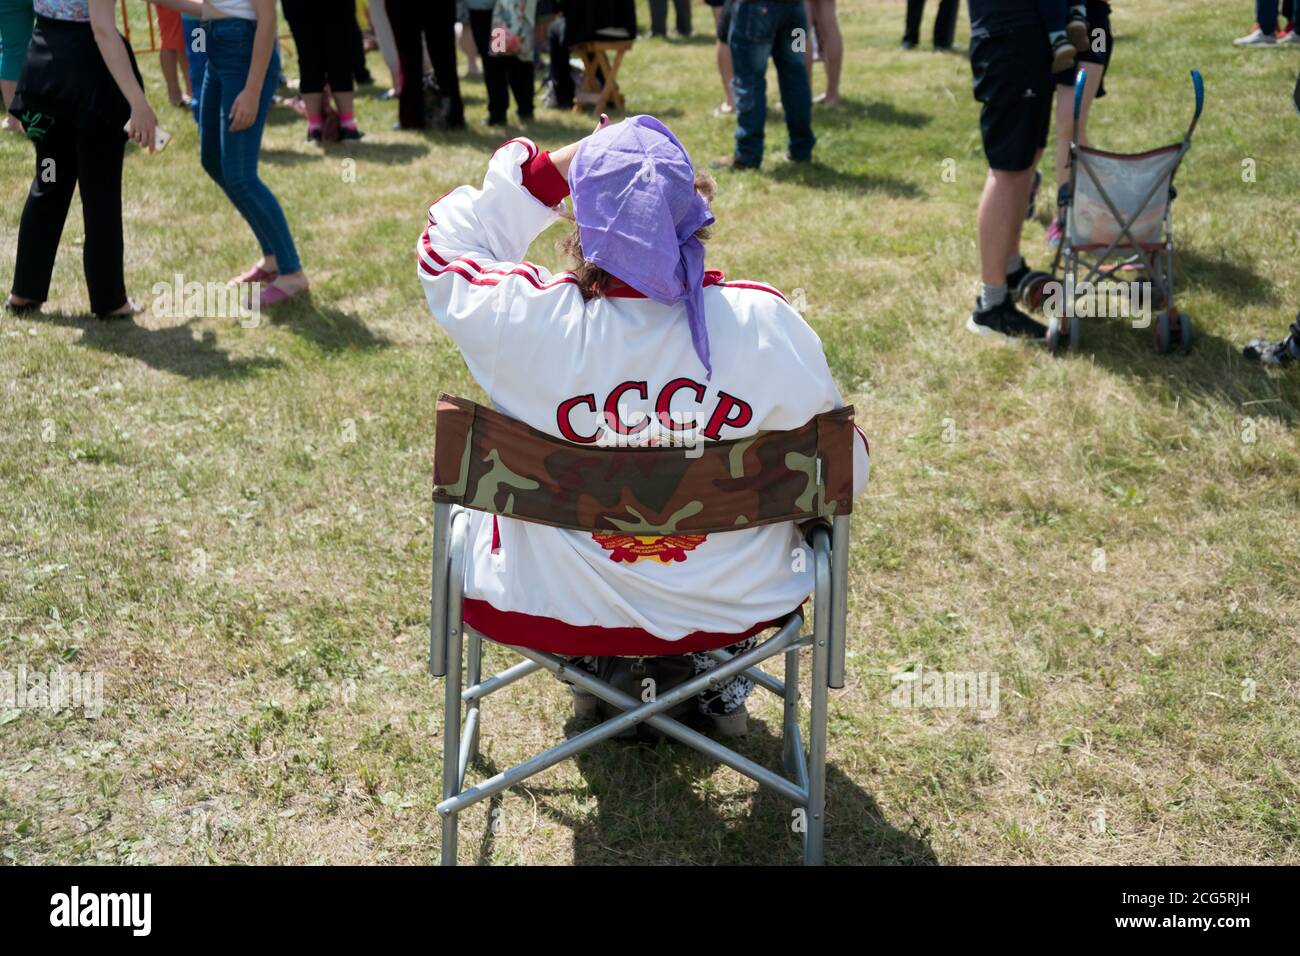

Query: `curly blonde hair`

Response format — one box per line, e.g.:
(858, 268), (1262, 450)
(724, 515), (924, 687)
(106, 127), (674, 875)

(557, 171), (717, 301)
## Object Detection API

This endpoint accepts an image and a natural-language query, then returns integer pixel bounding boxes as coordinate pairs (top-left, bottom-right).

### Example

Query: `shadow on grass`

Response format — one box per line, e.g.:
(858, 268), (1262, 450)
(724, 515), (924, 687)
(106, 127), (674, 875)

(1176, 248), (1279, 308)
(22, 300), (387, 378)
(768, 159), (924, 199)
(262, 140), (431, 166)
(24, 310), (282, 380)
(1056, 317), (1300, 424)
(814, 97), (932, 130)
(468, 713), (936, 865)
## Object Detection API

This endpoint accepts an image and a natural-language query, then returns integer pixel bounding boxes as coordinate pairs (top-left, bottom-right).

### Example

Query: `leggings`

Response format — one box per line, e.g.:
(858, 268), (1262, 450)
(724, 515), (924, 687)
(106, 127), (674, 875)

(282, 0), (354, 95)
(199, 16), (301, 274)
(0, 0), (34, 83)
(11, 114), (127, 314)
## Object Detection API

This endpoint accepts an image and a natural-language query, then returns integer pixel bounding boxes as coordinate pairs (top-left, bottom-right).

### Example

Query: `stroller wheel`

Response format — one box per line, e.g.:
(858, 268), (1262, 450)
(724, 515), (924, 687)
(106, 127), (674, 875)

(1017, 271), (1054, 311)
(1155, 311), (1172, 354)
(1068, 316), (1082, 352)
(1178, 312), (1193, 353)
(1046, 314), (1062, 353)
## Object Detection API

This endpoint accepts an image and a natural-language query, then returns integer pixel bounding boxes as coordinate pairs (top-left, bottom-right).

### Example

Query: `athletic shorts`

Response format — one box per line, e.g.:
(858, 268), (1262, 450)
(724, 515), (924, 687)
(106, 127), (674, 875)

(1053, 0), (1111, 98)
(970, 26), (1053, 172)
(156, 5), (184, 52)
(716, 0), (735, 42)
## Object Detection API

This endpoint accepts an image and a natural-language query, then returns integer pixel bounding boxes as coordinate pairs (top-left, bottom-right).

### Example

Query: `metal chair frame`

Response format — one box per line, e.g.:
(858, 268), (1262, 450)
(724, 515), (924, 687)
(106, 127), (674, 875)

(429, 502), (850, 866)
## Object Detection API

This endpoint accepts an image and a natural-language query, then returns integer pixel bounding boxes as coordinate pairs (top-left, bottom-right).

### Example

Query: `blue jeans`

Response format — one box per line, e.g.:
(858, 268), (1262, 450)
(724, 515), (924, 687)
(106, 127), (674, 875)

(199, 17), (301, 274)
(728, 0), (815, 165)
(182, 15), (207, 123)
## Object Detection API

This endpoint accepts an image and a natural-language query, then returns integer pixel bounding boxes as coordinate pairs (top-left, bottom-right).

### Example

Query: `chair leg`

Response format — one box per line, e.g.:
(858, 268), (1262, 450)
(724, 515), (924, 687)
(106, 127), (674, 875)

(440, 515), (467, 866)
(782, 646), (800, 778)
(465, 626), (482, 765)
(441, 615), (463, 865)
(805, 628), (828, 866)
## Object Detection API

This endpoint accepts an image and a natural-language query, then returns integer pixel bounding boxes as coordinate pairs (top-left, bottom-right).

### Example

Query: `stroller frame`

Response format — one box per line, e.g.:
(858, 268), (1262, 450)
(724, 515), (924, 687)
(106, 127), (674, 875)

(1042, 68), (1204, 353)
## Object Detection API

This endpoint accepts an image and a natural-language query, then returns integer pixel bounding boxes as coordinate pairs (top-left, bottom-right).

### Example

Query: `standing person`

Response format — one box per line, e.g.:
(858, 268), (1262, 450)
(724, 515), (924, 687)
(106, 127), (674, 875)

(718, 0), (814, 170)
(965, 0), (1051, 339)
(1046, 0), (1111, 250)
(707, 0), (734, 114)
(386, 0), (464, 129)
(155, 3), (192, 107)
(6, 0), (158, 318)
(0, 0), (34, 132)
(465, 0), (534, 127)
(282, 0), (365, 142)
(148, 0), (309, 306)
(648, 0), (690, 37)
(902, 0), (959, 50)
(1236, 2), (1285, 45)
(804, 0), (841, 106)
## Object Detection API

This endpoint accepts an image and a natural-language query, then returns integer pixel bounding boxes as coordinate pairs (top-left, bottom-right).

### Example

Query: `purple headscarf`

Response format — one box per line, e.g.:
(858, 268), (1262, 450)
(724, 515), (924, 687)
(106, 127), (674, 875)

(568, 116), (717, 376)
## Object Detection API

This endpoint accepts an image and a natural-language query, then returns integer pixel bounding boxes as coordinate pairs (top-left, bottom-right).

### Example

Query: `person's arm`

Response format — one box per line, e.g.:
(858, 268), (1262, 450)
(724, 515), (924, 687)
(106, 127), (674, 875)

(417, 137), (585, 397)
(228, 0), (278, 132)
(89, 0), (157, 150)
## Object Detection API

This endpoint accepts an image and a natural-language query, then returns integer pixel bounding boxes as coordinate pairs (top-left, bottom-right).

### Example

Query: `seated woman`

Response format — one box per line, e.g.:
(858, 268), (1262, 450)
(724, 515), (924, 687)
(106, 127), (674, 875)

(418, 115), (869, 733)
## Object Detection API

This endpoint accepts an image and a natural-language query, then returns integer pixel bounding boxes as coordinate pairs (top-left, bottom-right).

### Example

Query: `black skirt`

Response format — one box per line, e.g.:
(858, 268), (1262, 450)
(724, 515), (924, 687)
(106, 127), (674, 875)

(9, 15), (143, 139)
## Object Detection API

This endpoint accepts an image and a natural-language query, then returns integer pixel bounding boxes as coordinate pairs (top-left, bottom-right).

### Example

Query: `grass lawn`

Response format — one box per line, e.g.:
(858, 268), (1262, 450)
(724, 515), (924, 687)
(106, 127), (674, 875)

(2, 0), (1298, 865)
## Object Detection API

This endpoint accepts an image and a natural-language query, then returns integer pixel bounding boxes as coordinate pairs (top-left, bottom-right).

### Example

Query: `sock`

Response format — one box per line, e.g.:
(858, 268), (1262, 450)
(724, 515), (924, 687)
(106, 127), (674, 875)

(1049, 29), (1067, 45)
(1007, 254), (1026, 277)
(981, 284), (1008, 310)
(339, 112), (358, 131)
(307, 114), (323, 132)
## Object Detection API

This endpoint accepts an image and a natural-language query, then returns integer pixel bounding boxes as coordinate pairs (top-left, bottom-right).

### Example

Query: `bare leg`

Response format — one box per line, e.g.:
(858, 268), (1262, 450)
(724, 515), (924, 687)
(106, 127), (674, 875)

(161, 50), (185, 105)
(712, 7), (734, 110)
(332, 90), (355, 116)
(1, 80), (19, 132)
(978, 167), (1034, 286)
(1054, 63), (1103, 194)
(809, 0), (843, 105)
(458, 20), (480, 76)
(302, 91), (324, 118)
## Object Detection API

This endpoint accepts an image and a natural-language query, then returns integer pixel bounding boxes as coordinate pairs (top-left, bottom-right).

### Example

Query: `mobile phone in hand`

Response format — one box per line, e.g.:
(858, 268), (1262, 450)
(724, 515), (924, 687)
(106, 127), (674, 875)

(123, 121), (173, 153)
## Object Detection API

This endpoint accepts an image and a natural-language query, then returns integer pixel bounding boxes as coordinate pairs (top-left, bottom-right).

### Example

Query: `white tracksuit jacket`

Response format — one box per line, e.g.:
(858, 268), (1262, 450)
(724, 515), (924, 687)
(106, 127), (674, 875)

(419, 138), (869, 649)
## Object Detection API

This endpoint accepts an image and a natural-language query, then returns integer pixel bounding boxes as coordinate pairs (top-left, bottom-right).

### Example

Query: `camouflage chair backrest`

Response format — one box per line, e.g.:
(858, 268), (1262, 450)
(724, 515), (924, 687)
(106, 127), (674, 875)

(432, 394), (855, 536)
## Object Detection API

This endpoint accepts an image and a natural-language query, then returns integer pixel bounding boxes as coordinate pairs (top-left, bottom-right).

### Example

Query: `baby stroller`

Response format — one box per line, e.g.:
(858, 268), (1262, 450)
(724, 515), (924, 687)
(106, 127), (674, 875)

(1023, 69), (1204, 353)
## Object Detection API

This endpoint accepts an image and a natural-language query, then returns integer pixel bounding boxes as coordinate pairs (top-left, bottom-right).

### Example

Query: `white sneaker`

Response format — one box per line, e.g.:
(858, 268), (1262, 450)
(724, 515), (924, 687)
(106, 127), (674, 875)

(1280, 30), (1300, 44)
(1234, 28), (1277, 46)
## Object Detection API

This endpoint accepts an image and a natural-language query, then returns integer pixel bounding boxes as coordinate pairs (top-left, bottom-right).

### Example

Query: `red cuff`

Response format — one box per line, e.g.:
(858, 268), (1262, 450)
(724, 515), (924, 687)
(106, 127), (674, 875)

(522, 151), (571, 207)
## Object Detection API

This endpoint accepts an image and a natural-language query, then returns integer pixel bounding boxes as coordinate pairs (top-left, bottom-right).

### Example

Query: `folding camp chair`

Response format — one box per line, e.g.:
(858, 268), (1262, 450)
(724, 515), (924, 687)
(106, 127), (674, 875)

(428, 395), (855, 865)
(1032, 69), (1204, 354)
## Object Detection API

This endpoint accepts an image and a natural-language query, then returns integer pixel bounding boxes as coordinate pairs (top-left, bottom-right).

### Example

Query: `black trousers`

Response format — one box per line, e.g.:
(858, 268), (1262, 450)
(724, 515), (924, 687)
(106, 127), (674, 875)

(903, 0), (959, 48)
(283, 0), (355, 94)
(649, 0), (692, 36)
(468, 9), (535, 123)
(11, 118), (127, 316)
(387, 0), (463, 128)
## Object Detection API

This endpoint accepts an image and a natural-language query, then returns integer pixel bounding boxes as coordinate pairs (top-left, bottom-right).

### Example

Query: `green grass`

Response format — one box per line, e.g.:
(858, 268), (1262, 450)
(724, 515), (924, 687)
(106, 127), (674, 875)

(2, 0), (1299, 864)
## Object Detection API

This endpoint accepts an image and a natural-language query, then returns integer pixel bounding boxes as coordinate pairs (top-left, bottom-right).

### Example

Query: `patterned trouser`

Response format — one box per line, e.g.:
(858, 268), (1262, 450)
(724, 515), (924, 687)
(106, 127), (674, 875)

(569, 635), (759, 716)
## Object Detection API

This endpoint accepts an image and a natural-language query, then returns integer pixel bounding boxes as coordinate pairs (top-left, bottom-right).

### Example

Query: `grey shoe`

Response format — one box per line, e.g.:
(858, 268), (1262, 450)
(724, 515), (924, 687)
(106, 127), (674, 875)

(709, 704), (749, 738)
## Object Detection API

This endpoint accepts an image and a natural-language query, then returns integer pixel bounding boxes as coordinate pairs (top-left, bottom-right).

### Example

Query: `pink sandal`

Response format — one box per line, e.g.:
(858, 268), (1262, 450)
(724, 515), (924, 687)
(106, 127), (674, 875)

(256, 284), (309, 308)
(230, 264), (279, 285)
